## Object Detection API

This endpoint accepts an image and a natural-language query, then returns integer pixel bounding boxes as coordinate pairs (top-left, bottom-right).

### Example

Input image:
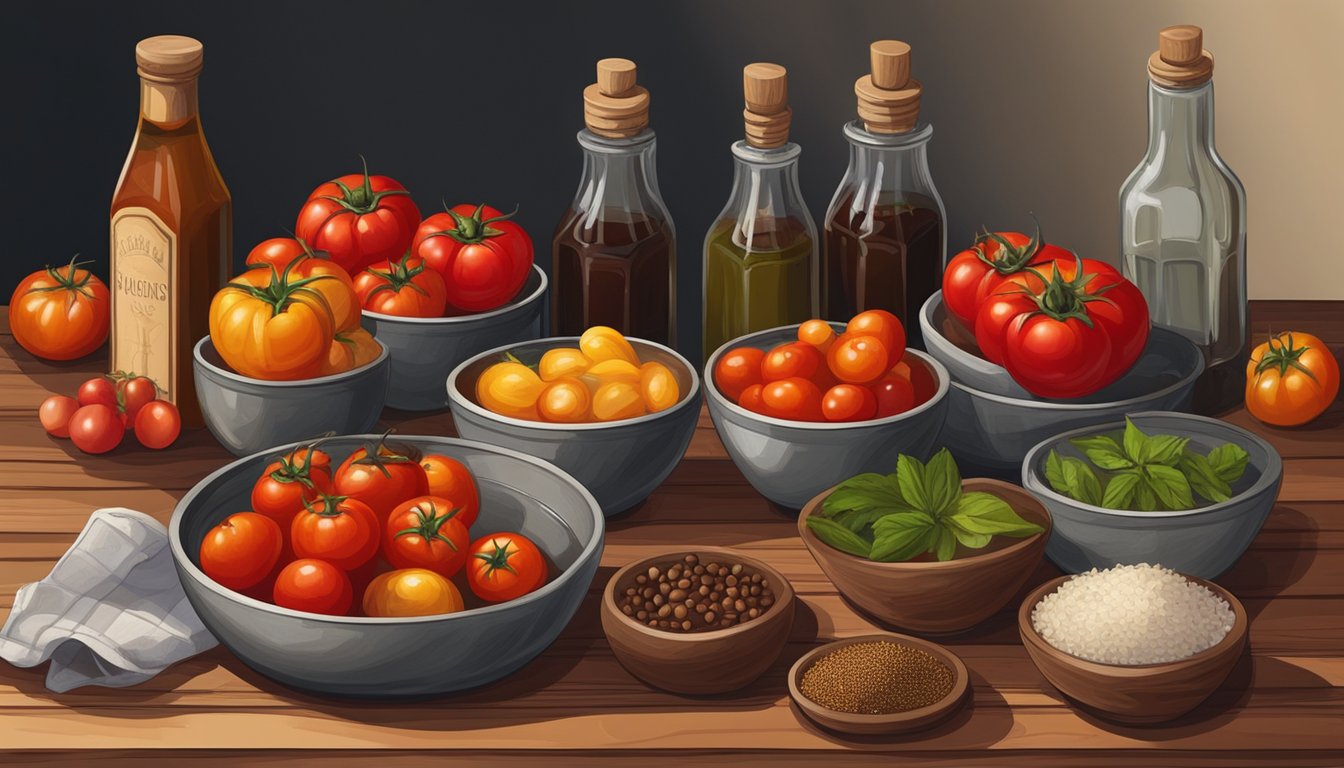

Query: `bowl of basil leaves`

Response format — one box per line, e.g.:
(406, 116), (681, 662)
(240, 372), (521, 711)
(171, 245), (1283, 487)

(1021, 411), (1283, 579)
(798, 449), (1050, 634)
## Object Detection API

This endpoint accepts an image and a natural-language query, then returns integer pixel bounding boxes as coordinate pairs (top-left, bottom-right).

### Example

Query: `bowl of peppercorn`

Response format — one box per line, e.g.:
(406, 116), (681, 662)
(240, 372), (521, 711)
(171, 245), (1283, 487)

(599, 547), (796, 695)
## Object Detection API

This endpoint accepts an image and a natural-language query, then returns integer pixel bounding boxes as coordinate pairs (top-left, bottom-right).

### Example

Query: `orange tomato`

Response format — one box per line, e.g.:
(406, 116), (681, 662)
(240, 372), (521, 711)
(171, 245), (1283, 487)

(477, 361), (545, 417)
(579, 326), (638, 365)
(762, 341), (824, 383)
(538, 347), (591, 381)
(592, 381), (646, 421)
(761, 377), (824, 421)
(639, 362), (680, 412)
(797, 319), (837, 352)
(245, 238), (360, 332)
(420, 454), (480, 528)
(846, 309), (906, 369)
(828, 334), (889, 384)
(538, 377), (593, 423)
(209, 263), (336, 380)
(822, 384), (878, 422)
(320, 328), (382, 375)
(363, 568), (463, 617)
(8, 255), (110, 361)
(1245, 331), (1340, 426)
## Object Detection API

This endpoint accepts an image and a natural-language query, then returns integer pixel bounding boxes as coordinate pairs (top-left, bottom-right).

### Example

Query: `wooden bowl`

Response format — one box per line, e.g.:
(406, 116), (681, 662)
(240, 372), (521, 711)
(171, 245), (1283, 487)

(1018, 573), (1249, 724)
(798, 479), (1050, 634)
(599, 547), (796, 695)
(787, 633), (970, 735)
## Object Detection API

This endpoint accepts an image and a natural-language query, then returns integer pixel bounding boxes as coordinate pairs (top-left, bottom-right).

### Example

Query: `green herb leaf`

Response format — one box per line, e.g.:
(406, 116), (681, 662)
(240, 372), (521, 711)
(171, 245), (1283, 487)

(806, 517), (873, 558)
(1180, 450), (1233, 503)
(1146, 435), (1190, 467)
(1044, 450), (1069, 491)
(895, 454), (930, 513)
(924, 449), (962, 517)
(830, 508), (897, 534)
(1101, 470), (1141, 510)
(870, 511), (939, 562)
(1208, 443), (1251, 484)
(1062, 456), (1104, 506)
(947, 524), (992, 550)
(1123, 418), (1150, 464)
(933, 526), (958, 562)
(946, 492), (1044, 537)
(1070, 435), (1133, 470)
(1146, 465), (1194, 510)
(1135, 477), (1159, 511)
(822, 473), (908, 516)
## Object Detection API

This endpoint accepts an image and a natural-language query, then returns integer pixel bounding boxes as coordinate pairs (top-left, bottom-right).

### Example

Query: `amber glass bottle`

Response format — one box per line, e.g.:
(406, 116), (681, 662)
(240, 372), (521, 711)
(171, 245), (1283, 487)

(110, 36), (231, 427)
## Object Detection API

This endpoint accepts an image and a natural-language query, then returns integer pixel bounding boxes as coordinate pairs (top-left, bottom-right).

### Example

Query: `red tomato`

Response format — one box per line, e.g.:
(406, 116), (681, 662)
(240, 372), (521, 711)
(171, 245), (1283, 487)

(282, 445), (333, 475)
(467, 533), (547, 603)
(412, 204), (535, 313)
(333, 435), (430, 524)
(737, 383), (767, 414)
(828, 334), (889, 384)
(872, 374), (916, 417)
(291, 495), (380, 571)
(761, 341), (824, 383)
(294, 161), (421, 273)
(420, 455), (480, 529)
(384, 496), (470, 578)
(941, 227), (1073, 329)
(39, 395), (78, 437)
(68, 403), (124, 454)
(119, 376), (158, 422)
(77, 377), (118, 409)
(251, 448), (333, 529)
(890, 356), (938, 404)
(714, 347), (765, 401)
(133, 400), (181, 450)
(273, 559), (353, 616)
(199, 512), (283, 591)
(354, 255), (448, 318)
(822, 384), (878, 422)
(845, 310), (906, 369)
(8, 255), (110, 361)
(760, 377), (825, 421)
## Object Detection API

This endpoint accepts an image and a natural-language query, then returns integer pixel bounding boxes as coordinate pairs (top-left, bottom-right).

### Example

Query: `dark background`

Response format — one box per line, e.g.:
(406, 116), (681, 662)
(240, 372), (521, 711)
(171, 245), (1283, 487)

(5, 0), (1277, 361)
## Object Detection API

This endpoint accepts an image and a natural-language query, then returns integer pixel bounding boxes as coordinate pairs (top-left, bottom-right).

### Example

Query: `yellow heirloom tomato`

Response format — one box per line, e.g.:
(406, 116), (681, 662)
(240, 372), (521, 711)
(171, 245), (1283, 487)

(579, 326), (638, 365)
(319, 327), (382, 376)
(362, 568), (464, 617)
(477, 361), (545, 419)
(592, 380), (647, 421)
(538, 377), (592, 423)
(538, 347), (591, 381)
(584, 358), (642, 387)
(640, 361), (681, 412)
(208, 263), (336, 380)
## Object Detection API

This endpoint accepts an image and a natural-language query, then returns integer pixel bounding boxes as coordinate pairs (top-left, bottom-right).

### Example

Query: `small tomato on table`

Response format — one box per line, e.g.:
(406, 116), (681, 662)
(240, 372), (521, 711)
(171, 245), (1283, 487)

(8, 255), (110, 361)
(1246, 331), (1340, 426)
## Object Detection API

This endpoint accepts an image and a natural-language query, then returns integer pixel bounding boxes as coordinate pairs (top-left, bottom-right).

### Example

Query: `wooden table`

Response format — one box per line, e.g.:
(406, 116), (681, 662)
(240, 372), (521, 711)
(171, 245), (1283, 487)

(1, 302), (1342, 766)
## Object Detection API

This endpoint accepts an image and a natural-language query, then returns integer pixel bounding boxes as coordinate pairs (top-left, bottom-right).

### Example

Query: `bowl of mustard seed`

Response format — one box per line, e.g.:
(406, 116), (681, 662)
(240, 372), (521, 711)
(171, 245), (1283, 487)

(787, 633), (970, 735)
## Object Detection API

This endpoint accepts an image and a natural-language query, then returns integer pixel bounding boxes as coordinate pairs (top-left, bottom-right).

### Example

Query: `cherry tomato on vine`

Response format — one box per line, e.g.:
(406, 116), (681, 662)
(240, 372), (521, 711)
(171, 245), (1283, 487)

(77, 377), (118, 409)
(467, 533), (548, 603)
(133, 400), (180, 450)
(68, 403), (124, 454)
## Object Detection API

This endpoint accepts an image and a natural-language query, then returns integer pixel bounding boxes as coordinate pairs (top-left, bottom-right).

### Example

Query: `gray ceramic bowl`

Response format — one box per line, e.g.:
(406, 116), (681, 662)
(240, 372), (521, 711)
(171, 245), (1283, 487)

(447, 337), (699, 516)
(939, 330), (1204, 477)
(193, 336), (390, 457)
(170, 435), (604, 698)
(704, 323), (950, 510)
(1021, 411), (1282, 579)
(361, 265), (547, 411)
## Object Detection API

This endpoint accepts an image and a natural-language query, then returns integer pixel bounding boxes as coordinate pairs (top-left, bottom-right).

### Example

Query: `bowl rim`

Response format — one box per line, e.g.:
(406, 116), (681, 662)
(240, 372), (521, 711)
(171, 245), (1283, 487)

(169, 434), (605, 625)
(1021, 410), (1284, 519)
(919, 290), (1002, 374)
(797, 477), (1053, 570)
(1017, 570), (1249, 673)
(602, 546), (795, 643)
(702, 322), (952, 431)
(360, 263), (548, 325)
(786, 632), (970, 727)
(193, 335), (390, 388)
(446, 335), (702, 431)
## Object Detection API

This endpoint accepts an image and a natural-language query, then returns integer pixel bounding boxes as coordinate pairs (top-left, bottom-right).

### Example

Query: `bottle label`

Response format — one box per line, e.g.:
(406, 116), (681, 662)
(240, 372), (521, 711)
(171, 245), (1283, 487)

(110, 207), (176, 402)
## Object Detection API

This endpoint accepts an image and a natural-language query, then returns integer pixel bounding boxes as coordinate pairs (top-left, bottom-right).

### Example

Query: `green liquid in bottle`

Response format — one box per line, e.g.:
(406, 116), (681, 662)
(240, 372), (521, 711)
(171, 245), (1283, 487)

(703, 216), (816, 358)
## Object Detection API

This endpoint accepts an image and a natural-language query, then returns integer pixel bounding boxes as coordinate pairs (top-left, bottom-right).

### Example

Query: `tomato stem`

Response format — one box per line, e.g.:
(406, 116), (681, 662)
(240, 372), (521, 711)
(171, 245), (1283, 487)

(973, 215), (1048, 275)
(422, 201), (518, 245)
(350, 429), (420, 478)
(472, 538), (519, 576)
(361, 254), (431, 301)
(393, 499), (461, 549)
(316, 155), (410, 215)
(27, 254), (98, 299)
(301, 493), (352, 518)
(1255, 332), (1320, 383)
(227, 258), (337, 321)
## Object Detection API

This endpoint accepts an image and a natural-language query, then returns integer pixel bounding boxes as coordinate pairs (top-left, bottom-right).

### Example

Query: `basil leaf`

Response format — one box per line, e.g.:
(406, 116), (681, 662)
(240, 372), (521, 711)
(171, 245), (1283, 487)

(822, 473), (907, 516)
(806, 517), (873, 558)
(1146, 435), (1190, 467)
(923, 448), (962, 517)
(895, 454), (930, 513)
(1134, 477), (1158, 511)
(831, 507), (900, 534)
(1123, 418), (1150, 464)
(947, 492), (1044, 536)
(1180, 450), (1232, 503)
(1070, 435), (1133, 470)
(946, 522), (992, 550)
(933, 525), (957, 562)
(870, 512), (938, 562)
(1044, 450), (1069, 493)
(1062, 457), (1104, 506)
(1208, 443), (1251, 484)
(1101, 470), (1141, 510)
(1146, 465), (1194, 510)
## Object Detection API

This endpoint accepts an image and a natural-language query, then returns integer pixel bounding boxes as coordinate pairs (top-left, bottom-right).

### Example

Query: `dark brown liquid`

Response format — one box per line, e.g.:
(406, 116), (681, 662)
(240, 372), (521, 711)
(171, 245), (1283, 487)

(824, 193), (941, 349)
(552, 209), (675, 345)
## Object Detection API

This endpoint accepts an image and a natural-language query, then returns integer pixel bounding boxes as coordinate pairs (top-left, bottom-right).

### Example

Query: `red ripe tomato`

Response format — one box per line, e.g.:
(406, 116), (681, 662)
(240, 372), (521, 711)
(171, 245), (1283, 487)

(941, 227), (1072, 329)
(68, 403), (124, 454)
(199, 512), (283, 591)
(133, 400), (181, 450)
(872, 374), (916, 417)
(714, 347), (765, 402)
(828, 334), (890, 384)
(412, 204), (535, 313)
(889, 356), (938, 404)
(119, 376), (158, 422)
(8, 255), (110, 362)
(251, 447), (334, 529)
(354, 255), (448, 318)
(822, 384), (878, 422)
(737, 383), (767, 414)
(273, 559), (353, 616)
(294, 161), (421, 273)
(384, 496), (470, 578)
(1003, 312), (1113, 399)
(77, 377), (118, 409)
(39, 395), (79, 437)
(291, 495), (380, 571)
(467, 533), (547, 603)
(761, 377), (824, 421)
(761, 341), (824, 383)
(845, 310), (906, 369)
(333, 435), (430, 524)
(420, 455), (479, 529)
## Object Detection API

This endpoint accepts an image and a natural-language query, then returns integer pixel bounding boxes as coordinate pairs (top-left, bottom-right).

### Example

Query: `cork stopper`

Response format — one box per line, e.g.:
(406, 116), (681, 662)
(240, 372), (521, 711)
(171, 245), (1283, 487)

(1148, 25), (1214, 89)
(743, 63), (791, 148)
(854, 40), (921, 134)
(583, 58), (650, 138)
(136, 35), (203, 82)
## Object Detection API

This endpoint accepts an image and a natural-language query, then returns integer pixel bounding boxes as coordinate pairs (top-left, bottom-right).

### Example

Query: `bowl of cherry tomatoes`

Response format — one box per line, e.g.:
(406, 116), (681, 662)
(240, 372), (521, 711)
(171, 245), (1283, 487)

(446, 327), (699, 516)
(704, 311), (950, 510)
(169, 433), (604, 697)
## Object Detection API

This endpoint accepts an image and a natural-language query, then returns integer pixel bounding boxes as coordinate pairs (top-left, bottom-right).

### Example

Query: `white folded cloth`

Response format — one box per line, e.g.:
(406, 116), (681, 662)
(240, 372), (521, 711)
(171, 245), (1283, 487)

(0, 507), (217, 692)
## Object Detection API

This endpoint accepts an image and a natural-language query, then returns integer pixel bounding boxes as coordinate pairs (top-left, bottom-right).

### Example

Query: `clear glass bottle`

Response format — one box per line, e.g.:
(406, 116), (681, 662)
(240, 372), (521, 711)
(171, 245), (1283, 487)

(552, 59), (676, 345)
(1120, 25), (1247, 414)
(703, 63), (818, 360)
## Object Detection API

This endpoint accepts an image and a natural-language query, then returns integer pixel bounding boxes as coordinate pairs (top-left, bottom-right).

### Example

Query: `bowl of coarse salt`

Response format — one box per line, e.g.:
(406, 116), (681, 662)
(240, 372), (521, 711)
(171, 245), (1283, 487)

(1017, 563), (1247, 724)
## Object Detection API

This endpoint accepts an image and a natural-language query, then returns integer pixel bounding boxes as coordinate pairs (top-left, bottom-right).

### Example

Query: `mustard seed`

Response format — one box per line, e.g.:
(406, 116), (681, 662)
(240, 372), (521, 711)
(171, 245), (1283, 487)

(799, 641), (954, 715)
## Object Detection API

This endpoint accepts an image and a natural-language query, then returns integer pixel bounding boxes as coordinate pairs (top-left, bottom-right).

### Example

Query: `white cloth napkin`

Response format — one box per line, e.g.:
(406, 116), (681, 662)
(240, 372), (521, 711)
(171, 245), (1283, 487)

(0, 507), (217, 692)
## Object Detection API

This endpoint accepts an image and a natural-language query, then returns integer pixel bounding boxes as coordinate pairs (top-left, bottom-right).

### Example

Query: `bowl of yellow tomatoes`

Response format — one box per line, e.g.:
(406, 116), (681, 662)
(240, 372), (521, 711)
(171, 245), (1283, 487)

(446, 327), (700, 516)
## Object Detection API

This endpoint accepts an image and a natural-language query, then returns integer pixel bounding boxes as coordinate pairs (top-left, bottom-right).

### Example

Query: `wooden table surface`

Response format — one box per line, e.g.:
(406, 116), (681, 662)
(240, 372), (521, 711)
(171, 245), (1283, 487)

(1, 302), (1342, 766)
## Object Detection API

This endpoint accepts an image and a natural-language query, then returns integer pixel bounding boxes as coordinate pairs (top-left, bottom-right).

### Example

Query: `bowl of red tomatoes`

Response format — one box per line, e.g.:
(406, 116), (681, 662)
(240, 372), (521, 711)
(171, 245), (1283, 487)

(169, 433), (604, 697)
(704, 312), (950, 510)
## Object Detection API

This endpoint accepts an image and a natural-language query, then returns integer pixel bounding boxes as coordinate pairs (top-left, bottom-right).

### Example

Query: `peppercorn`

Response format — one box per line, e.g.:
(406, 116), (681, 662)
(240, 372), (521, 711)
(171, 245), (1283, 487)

(614, 553), (776, 634)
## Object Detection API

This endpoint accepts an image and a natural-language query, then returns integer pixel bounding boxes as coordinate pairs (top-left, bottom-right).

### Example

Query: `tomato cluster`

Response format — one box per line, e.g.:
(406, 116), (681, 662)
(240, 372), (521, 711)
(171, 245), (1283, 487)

(476, 326), (683, 423)
(715, 310), (937, 422)
(39, 373), (180, 454)
(199, 435), (548, 617)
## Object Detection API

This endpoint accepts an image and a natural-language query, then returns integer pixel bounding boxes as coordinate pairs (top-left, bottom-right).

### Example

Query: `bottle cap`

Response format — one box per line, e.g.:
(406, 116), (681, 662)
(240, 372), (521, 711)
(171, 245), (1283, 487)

(1148, 25), (1214, 88)
(743, 62), (791, 148)
(855, 40), (921, 133)
(583, 58), (651, 138)
(136, 35), (204, 82)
